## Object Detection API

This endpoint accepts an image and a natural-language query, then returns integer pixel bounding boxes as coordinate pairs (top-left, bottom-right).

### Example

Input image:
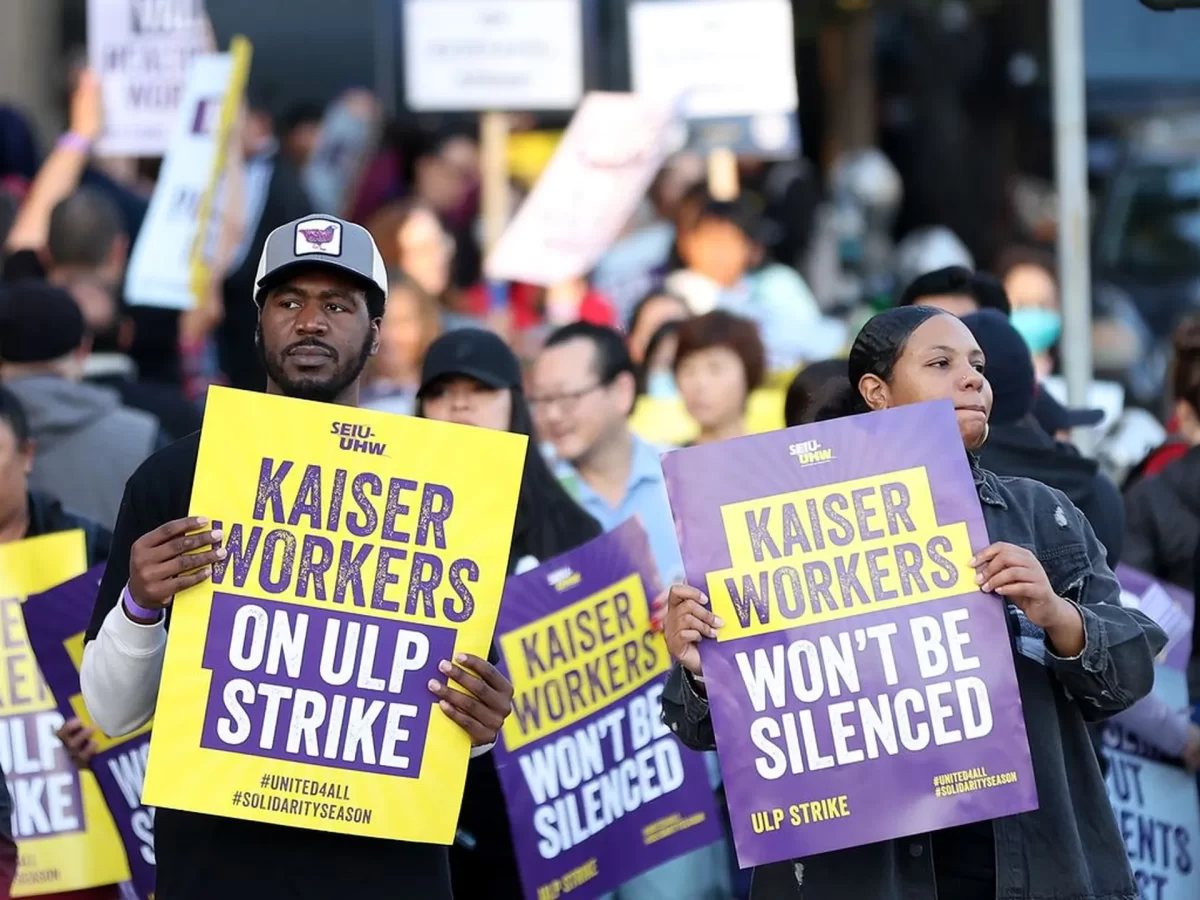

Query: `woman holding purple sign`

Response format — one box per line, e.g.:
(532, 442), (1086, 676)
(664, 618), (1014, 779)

(659, 306), (1167, 899)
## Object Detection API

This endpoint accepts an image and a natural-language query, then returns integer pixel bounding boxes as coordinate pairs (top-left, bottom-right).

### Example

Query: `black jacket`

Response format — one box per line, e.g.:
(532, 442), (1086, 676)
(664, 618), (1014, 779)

(978, 417), (1125, 569)
(26, 490), (111, 567)
(662, 464), (1165, 900)
(1123, 445), (1200, 591)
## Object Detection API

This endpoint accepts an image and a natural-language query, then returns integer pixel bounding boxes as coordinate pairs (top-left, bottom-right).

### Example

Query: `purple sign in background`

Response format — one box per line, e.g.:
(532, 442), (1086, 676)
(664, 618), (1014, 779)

(200, 591), (457, 777)
(23, 565), (153, 900)
(662, 401), (1039, 868)
(493, 520), (723, 900)
(1115, 565), (1195, 674)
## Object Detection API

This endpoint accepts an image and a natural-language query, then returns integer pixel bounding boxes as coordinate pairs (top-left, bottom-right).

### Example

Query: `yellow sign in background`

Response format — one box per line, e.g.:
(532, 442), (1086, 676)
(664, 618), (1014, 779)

(143, 386), (527, 843)
(0, 531), (130, 896)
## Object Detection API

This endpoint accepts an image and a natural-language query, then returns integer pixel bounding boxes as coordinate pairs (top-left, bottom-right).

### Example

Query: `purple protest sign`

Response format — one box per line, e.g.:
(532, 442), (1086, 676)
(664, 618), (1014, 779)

(493, 519), (723, 900)
(197, 592), (457, 777)
(22, 565), (154, 900)
(1115, 565), (1195, 674)
(662, 401), (1039, 868)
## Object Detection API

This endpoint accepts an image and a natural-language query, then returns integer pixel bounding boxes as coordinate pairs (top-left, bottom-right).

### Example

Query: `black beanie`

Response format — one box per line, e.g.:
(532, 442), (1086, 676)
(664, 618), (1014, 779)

(0, 279), (86, 364)
(962, 308), (1035, 425)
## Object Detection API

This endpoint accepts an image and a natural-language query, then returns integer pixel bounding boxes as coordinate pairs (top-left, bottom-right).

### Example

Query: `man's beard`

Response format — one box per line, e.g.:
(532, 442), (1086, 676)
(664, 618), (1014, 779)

(256, 324), (373, 403)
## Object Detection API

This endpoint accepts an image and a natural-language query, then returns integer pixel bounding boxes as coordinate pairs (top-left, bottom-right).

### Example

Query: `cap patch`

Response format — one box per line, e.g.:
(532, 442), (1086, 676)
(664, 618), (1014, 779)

(295, 218), (342, 257)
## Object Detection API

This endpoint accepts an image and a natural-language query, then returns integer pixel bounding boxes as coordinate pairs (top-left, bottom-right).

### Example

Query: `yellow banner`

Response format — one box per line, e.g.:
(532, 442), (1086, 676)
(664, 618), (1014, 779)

(0, 531), (130, 896)
(142, 386), (526, 843)
(706, 467), (974, 641)
(499, 572), (668, 752)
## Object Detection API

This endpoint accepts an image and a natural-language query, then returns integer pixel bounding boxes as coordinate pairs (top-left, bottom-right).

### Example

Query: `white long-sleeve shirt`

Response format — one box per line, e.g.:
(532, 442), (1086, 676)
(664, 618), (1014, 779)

(81, 596), (495, 756)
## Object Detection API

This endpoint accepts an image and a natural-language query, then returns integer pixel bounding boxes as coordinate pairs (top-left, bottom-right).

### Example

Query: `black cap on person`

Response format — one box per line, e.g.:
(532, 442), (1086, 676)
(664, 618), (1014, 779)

(0, 279), (86, 363)
(418, 328), (523, 397)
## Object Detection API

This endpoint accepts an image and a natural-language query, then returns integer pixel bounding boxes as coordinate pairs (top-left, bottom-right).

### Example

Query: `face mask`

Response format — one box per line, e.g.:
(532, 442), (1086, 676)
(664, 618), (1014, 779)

(646, 370), (679, 400)
(1010, 307), (1062, 355)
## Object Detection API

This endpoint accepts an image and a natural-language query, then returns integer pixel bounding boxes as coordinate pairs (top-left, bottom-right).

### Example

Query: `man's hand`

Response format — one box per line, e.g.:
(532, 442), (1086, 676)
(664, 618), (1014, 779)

(69, 68), (103, 143)
(127, 517), (225, 620)
(428, 653), (513, 747)
(57, 718), (98, 769)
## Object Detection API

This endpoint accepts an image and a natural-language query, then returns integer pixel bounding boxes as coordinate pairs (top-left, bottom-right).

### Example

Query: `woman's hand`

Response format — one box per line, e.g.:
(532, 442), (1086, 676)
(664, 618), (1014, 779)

(663, 585), (723, 676)
(972, 542), (1085, 655)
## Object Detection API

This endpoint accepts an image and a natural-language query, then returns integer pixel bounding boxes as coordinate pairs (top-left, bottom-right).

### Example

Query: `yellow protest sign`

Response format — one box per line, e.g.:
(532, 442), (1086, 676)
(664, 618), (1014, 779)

(629, 388), (786, 448)
(0, 531), (130, 896)
(142, 386), (527, 843)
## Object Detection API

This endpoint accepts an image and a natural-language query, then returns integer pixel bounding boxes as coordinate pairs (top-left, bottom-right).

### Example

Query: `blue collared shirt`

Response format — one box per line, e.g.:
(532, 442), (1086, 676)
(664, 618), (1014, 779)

(552, 435), (684, 586)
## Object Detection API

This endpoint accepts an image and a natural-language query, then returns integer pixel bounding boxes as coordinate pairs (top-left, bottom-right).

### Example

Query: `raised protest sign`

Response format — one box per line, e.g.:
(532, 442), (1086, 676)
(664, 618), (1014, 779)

(0, 532), (129, 896)
(24, 565), (154, 900)
(1102, 666), (1200, 900)
(402, 0), (583, 112)
(125, 39), (251, 310)
(485, 92), (679, 286)
(493, 519), (722, 900)
(628, 0), (799, 156)
(141, 386), (526, 843)
(88, 0), (214, 157)
(661, 401), (1039, 867)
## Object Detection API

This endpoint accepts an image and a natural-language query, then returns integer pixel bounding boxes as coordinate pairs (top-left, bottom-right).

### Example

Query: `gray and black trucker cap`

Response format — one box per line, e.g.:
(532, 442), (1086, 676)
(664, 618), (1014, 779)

(253, 214), (388, 304)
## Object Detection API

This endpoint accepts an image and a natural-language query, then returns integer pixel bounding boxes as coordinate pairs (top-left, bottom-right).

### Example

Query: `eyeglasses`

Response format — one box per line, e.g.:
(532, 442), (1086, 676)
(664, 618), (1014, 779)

(529, 383), (604, 415)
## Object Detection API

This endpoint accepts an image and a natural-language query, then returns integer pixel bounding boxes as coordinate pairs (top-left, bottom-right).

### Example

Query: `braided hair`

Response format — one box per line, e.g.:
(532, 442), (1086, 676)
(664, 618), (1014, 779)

(811, 306), (949, 422)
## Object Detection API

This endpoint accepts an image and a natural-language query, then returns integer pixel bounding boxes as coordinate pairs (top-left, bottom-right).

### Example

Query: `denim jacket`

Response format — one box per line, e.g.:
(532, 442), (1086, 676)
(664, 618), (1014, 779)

(662, 463), (1167, 900)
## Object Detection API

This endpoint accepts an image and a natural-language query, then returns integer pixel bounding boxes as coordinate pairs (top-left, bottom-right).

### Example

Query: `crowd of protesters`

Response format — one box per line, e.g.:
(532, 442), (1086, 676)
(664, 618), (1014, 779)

(1, 69), (1199, 900)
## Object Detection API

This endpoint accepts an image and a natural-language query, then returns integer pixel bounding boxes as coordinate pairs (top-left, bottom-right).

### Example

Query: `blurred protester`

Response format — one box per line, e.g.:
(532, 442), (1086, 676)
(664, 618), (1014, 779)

(636, 320), (682, 400)
(218, 88), (313, 392)
(417, 328), (601, 899)
(38, 189), (202, 441)
(464, 279), (617, 347)
(626, 289), (689, 367)
(278, 101), (324, 168)
(664, 190), (837, 371)
(532, 323), (682, 581)
(0, 281), (159, 528)
(0, 105), (40, 202)
(1123, 315), (1200, 589)
(0, 386), (117, 900)
(783, 358), (850, 427)
(891, 225), (974, 298)
(674, 311), (765, 446)
(662, 305), (1165, 900)
(361, 274), (441, 416)
(997, 246), (1061, 378)
(82, 217), (512, 900)
(591, 153), (705, 318)
(1030, 390), (1104, 445)
(897, 265), (1011, 317)
(395, 202), (475, 330)
(397, 129), (481, 288)
(964, 309), (1124, 570)
(531, 322), (730, 899)
(964, 309), (1200, 769)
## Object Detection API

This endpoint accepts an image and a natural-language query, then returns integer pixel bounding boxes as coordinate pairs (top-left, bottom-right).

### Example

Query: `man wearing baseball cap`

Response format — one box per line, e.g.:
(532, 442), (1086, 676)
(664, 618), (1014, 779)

(79, 215), (514, 900)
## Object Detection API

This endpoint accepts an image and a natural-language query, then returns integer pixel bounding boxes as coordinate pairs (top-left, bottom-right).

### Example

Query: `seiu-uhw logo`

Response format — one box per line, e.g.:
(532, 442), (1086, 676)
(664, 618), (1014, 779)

(331, 422), (386, 457)
(789, 439), (834, 467)
(131, 0), (204, 34)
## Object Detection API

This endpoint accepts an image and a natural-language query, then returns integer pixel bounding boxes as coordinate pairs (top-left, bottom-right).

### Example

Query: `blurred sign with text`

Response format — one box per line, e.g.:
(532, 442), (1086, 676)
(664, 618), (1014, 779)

(485, 92), (679, 286)
(628, 0), (799, 157)
(402, 0), (583, 112)
(88, 0), (215, 156)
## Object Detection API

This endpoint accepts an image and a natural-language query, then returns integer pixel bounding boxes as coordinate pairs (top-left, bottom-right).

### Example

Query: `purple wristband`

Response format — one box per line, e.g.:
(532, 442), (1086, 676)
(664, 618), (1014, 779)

(56, 132), (91, 154)
(121, 585), (164, 623)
